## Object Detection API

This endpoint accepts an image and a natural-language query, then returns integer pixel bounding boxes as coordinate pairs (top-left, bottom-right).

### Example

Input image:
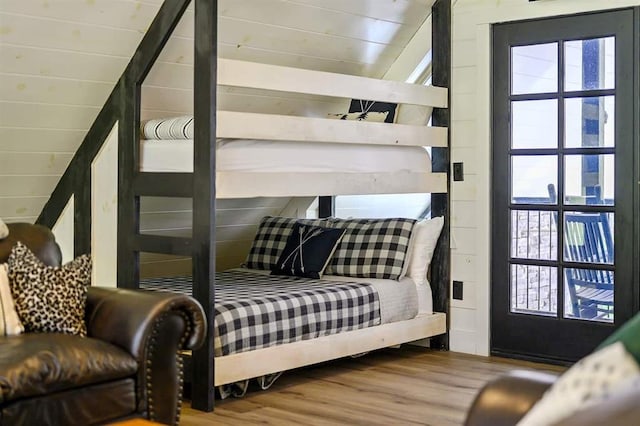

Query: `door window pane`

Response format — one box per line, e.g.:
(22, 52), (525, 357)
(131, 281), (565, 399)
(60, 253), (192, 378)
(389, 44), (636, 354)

(512, 100), (558, 149)
(565, 37), (615, 91)
(563, 212), (614, 265)
(512, 156), (557, 204)
(511, 264), (558, 315)
(511, 210), (557, 260)
(564, 154), (614, 205)
(564, 268), (613, 322)
(512, 43), (558, 95)
(565, 96), (614, 148)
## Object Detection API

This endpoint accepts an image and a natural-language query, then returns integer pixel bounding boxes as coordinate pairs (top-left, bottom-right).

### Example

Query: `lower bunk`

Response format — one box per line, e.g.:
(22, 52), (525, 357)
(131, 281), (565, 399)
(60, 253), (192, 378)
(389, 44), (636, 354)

(141, 268), (446, 388)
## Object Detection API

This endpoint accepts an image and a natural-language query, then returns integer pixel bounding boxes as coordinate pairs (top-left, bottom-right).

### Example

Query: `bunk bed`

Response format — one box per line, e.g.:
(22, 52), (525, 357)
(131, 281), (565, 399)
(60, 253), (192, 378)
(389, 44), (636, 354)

(134, 57), (448, 390)
(36, 0), (451, 413)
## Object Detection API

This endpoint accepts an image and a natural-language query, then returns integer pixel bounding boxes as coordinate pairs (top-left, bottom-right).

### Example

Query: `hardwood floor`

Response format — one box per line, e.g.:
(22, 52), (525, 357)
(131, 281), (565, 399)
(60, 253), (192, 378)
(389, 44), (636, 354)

(180, 347), (564, 425)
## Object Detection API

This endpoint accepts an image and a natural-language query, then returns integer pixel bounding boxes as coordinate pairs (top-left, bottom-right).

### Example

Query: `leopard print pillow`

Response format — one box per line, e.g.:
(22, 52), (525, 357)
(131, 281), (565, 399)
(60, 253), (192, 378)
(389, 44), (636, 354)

(7, 242), (91, 336)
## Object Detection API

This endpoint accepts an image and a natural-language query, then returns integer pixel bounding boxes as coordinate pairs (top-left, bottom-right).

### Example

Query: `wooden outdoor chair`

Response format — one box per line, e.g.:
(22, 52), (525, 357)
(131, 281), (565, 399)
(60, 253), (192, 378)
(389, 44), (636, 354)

(563, 212), (614, 319)
(546, 184), (614, 320)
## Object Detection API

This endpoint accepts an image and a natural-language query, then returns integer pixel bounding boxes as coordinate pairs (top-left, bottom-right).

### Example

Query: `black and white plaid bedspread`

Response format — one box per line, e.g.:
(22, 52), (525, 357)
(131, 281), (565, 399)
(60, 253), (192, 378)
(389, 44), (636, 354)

(140, 270), (381, 356)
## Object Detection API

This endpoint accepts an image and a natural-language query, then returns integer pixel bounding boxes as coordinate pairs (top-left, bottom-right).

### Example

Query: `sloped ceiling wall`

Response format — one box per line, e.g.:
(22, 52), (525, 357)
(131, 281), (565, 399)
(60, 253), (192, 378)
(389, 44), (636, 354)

(0, 0), (434, 275)
(0, 0), (433, 222)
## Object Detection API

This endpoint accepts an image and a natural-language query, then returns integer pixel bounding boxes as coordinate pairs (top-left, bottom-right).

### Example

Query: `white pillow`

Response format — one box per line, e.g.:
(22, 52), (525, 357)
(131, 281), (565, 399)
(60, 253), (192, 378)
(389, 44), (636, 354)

(406, 217), (444, 286)
(0, 218), (7, 239)
(327, 111), (389, 122)
(0, 264), (24, 336)
(395, 104), (433, 125)
(518, 342), (640, 426)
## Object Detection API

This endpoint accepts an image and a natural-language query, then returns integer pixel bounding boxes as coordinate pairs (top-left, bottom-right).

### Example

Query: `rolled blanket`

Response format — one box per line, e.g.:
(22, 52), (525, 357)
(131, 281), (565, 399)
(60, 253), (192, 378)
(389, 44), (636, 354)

(142, 115), (194, 140)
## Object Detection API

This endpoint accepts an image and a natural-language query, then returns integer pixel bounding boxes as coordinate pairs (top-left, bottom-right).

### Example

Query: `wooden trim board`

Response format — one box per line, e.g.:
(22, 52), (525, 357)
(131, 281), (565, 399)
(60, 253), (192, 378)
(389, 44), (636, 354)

(218, 58), (448, 108)
(216, 171), (447, 198)
(216, 111), (447, 147)
(213, 312), (446, 386)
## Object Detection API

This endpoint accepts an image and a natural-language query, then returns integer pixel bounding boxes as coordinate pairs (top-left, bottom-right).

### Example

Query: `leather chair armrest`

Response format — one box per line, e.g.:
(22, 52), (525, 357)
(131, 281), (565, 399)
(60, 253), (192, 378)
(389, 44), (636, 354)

(85, 287), (206, 354)
(85, 287), (207, 425)
(464, 370), (557, 426)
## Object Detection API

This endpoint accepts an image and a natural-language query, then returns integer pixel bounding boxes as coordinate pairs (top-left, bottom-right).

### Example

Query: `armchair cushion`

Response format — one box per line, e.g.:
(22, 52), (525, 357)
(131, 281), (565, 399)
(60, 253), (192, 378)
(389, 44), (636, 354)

(7, 242), (91, 336)
(518, 342), (640, 425)
(0, 333), (137, 403)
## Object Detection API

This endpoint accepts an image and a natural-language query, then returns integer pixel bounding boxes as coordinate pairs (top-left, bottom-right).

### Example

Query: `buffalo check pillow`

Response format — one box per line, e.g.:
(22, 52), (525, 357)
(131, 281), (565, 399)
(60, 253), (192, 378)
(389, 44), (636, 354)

(244, 216), (323, 270)
(324, 218), (417, 280)
(245, 216), (417, 280)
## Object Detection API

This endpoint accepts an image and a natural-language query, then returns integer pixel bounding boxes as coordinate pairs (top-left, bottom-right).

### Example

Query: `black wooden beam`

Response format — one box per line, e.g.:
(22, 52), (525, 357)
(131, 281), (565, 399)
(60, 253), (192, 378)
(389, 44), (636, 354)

(117, 0), (191, 291)
(191, 0), (217, 412)
(128, 0), (192, 86)
(133, 173), (194, 197)
(318, 196), (334, 218)
(117, 78), (141, 290)
(74, 167), (92, 256)
(429, 0), (451, 350)
(133, 235), (193, 256)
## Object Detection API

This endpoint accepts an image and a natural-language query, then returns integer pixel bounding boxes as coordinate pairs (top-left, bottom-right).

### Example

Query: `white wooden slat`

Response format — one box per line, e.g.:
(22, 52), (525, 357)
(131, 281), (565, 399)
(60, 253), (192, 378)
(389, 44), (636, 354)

(0, 0), (159, 35)
(156, 27), (401, 75)
(217, 111), (448, 146)
(451, 227), (477, 255)
(142, 86), (349, 118)
(0, 128), (85, 152)
(0, 13), (145, 58)
(214, 0), (413, 46)
(217, 172), (447, 199)
(0, 152), (72, 175)
(0, 73), (112, 107)
(219, 59), (448, 107)
(451, 200), (478, 229)
(0, 101), (98, 129)
(214, 313), (446, 386)
(0, 176), (57, 197)
(450, 306), (477, 332)
(0, 44), (127, 83)
(216, 44), (375, 78)
(288, 0), (434, 25)
(0, 196), (48, 218)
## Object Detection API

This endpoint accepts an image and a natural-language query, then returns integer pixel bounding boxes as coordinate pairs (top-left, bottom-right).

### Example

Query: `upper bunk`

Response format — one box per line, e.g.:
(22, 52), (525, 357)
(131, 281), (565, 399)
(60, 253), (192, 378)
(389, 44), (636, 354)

(139, 58), (449, 198)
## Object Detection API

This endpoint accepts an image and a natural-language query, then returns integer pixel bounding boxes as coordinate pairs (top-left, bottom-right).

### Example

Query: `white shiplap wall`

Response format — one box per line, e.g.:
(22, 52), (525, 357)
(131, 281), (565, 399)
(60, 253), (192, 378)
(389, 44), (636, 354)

(0, 0), (433, 273)
(450, 0), (640, 355)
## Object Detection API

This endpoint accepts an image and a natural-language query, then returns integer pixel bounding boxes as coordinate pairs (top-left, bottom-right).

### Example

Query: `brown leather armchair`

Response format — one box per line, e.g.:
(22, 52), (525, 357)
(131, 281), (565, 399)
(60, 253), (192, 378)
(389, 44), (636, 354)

(465, 369), (640, 426)
(0, 223), (207, 426)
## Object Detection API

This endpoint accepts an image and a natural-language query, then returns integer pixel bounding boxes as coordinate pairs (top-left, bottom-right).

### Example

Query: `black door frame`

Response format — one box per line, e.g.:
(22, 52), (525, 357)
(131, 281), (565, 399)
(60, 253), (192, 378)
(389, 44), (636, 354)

(491, 8), (639, 363)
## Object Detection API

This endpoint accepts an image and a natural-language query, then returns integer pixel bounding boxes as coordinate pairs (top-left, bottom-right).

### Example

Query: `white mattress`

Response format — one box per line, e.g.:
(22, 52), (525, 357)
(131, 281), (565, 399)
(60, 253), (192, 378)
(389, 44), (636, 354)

(240, 269), (428, 324)
(139, 139), (431, 174)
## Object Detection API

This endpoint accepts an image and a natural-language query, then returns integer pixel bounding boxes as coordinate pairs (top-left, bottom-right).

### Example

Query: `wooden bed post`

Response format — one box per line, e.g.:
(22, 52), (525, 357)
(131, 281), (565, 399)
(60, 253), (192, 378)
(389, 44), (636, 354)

(191, 0), (218, 412)
(430, 0), (451, 350)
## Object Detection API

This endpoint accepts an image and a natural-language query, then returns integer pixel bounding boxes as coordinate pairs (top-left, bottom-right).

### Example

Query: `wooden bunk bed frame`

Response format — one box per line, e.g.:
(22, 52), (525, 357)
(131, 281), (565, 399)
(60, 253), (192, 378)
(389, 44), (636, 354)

(37, 0), (451, 412)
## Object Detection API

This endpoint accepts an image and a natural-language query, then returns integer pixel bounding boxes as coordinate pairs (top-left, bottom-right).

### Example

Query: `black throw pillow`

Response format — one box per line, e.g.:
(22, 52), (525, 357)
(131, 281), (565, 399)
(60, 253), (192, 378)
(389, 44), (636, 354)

(271, 222), (345, 279)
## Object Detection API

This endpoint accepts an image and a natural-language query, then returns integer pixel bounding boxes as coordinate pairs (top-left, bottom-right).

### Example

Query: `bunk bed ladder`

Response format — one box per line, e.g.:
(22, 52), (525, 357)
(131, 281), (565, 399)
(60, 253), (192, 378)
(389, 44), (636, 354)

(36, 0), (217, 411)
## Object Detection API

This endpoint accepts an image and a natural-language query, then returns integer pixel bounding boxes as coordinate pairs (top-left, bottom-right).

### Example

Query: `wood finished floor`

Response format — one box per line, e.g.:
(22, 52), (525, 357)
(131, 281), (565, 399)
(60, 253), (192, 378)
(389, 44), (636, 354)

(180, 347), (564, 425)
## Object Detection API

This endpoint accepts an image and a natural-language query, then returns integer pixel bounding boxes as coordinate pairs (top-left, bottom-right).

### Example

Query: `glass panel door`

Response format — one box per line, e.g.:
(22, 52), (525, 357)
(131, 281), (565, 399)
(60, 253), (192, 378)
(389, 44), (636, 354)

(492, 9), (636, 362)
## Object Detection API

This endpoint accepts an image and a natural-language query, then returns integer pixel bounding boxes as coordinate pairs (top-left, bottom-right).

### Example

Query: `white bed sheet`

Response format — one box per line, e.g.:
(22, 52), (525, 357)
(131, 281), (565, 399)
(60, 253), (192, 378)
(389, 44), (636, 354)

(238, 269), (429, 324)
(139, 139), (431, 174)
